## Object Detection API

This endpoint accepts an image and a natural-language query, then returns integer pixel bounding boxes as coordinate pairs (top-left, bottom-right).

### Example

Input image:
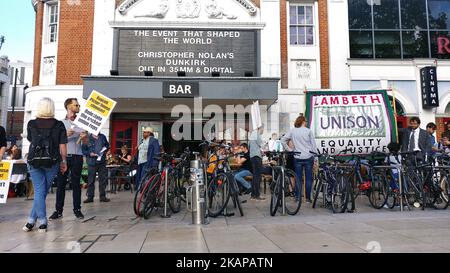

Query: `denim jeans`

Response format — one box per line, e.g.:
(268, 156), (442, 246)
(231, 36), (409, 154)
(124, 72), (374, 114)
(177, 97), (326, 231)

(234, 169), (252, 190)
(294, 157), (314, 200)
(28, 164), (60, 225)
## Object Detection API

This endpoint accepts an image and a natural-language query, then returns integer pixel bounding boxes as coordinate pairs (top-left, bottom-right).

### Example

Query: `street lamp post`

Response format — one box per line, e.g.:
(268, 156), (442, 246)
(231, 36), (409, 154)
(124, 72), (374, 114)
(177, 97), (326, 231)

(9, 68), (18, 137)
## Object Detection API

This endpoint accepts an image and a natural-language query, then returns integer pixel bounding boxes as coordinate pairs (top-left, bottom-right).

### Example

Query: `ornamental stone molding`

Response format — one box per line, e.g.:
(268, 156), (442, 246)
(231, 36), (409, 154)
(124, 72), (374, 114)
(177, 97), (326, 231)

(117, 0), (257, 16)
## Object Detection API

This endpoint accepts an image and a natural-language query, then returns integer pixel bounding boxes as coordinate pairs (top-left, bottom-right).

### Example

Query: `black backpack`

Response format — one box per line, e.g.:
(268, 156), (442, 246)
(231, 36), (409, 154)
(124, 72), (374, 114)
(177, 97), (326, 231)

(28, 120), (59, 168)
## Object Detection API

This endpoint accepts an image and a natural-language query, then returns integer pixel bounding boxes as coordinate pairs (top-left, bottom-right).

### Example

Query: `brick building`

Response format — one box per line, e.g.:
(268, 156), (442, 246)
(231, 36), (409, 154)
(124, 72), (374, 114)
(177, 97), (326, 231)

(27, 0), (448, 154)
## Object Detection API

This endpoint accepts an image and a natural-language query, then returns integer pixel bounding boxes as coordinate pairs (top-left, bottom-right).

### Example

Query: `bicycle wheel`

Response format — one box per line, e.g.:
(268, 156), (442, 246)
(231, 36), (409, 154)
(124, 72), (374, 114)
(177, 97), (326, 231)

(227, 173), (244, 217)
(207, 173), (230, 217)
(270, 175), (282, 216)
(385, 175), (398, 209)
(368, 173), (388, 209)
(284, 169), (301, 215)
(168, 174), (182, 213)
(134, 174), (157, 216)
(432, 173), (450, 210)
(312, 171), (324, 209)
(331, 174), (349, 213)
(142, 174), (162, 219)
(405, 171), (424, 209)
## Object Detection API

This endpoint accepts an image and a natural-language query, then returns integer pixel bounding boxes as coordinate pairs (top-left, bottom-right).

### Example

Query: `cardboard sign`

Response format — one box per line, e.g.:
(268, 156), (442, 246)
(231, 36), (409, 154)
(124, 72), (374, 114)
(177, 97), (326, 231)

(306, 91), (396, 155)
(251, 101), (262, 131)
(0, 160), (13, 203)
(74, 90), (117, 135)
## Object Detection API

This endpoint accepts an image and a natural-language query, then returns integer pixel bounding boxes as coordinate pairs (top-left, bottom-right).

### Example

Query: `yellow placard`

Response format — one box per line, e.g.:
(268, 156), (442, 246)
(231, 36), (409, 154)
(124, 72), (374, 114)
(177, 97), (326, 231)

(0, 161), (12, 181)
(86, 90), (116, 118)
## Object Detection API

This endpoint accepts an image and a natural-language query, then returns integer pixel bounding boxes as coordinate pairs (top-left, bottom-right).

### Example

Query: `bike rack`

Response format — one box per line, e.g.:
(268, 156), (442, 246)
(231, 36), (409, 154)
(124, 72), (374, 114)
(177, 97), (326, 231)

(281, 167), (286, 216)
(161, 166), (171, 218)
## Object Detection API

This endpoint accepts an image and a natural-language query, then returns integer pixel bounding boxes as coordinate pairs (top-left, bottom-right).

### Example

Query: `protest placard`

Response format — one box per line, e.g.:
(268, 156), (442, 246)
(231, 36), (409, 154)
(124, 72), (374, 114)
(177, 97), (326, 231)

(74, 90), (117, 135)
(0, 160), (13, 203)
(251, 101), (262, 131)
(306, 90), (397, 155)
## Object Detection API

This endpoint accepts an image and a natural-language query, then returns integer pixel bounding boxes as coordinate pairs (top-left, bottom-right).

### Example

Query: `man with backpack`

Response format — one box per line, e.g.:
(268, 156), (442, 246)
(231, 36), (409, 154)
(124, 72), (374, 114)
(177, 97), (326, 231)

(23, 98), (68, 233)
(82, 132), (110, 203)
(49, 98), (85, 221)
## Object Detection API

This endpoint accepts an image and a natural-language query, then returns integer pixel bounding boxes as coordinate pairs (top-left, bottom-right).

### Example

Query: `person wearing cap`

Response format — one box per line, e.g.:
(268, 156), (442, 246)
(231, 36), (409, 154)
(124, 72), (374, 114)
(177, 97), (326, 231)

(135, 127), (160, 189)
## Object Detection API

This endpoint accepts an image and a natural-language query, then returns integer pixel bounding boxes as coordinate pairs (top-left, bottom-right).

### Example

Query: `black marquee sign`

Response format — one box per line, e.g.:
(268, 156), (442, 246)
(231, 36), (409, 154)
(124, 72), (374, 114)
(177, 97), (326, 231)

(420, 66), (439, 108)
(117, 28), (257, 77)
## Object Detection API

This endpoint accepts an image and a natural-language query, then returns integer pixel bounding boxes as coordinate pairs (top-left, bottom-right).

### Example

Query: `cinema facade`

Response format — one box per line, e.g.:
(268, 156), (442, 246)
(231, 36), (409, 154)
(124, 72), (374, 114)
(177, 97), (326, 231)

(26, 0), (449, 153)
(328, 0), (450, 136)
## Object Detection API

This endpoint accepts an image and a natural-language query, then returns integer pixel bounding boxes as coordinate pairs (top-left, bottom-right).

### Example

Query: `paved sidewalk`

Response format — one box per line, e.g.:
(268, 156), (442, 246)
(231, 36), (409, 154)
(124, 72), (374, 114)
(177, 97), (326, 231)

(1, 189), (450, 253)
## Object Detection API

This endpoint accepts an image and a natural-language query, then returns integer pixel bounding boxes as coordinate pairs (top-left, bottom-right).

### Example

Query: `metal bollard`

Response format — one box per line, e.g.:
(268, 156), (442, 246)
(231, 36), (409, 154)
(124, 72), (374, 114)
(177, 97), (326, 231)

(190, 159), (208, 225)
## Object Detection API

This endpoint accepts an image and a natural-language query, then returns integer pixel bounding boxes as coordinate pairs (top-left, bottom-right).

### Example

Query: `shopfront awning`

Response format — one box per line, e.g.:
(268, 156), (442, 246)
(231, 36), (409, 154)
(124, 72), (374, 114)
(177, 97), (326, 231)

(81, 76), (279, 112)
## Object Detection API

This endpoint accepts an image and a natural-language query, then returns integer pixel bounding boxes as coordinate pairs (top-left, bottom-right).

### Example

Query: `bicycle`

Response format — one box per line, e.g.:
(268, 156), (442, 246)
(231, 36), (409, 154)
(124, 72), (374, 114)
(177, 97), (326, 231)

(200, 141), (245, 218)
(311, 150), (352, 213)
(265, 151), (301, 216)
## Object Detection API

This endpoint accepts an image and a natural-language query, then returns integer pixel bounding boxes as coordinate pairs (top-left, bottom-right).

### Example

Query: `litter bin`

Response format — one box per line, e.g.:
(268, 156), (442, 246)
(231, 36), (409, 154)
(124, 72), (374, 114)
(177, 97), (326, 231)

(190, 159), (207, 225)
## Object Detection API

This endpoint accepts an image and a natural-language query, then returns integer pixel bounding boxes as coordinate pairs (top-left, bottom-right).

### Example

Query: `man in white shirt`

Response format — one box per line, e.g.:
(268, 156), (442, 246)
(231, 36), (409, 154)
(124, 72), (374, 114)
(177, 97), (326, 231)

(400, 117), (432, 162)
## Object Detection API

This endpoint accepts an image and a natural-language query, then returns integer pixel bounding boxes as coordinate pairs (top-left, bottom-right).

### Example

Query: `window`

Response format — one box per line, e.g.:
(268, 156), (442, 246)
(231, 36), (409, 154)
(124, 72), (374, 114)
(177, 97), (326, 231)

(48, 3), (58, 43)
(289, 5), (314, 45)
(348, 0), (450, 59)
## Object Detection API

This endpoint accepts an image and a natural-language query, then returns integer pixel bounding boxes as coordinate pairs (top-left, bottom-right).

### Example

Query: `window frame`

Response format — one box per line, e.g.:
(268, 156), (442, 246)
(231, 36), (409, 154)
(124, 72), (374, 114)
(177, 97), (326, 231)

(47, 2), (59, 44)
(289, 3), (315, 46)
(348, 0), (450, 59)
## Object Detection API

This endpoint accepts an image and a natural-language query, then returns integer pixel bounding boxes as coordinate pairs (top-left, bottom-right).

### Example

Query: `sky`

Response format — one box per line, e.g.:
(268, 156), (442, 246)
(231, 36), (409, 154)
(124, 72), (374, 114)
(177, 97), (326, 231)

(0, 0), (36, 63)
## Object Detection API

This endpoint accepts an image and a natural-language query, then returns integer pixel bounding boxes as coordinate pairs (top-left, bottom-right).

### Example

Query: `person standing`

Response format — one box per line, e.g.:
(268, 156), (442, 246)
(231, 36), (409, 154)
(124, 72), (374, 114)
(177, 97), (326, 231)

(249, 124), (265, 201)
(426, 122), (439, 154)
(82, 132), (110, 203)
(0, 125), (6, 160)
(281, 116), (317, 203)
(23, 98), (67, 232)
(399, 117), (432, 162)
(49, 98), (84, 220)
(135, 127), (160, 189)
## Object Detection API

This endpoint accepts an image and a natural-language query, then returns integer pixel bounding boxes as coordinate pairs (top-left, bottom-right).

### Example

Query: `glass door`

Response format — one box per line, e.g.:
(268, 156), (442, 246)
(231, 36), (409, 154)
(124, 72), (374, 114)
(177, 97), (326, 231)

(137, 121), (163, 146)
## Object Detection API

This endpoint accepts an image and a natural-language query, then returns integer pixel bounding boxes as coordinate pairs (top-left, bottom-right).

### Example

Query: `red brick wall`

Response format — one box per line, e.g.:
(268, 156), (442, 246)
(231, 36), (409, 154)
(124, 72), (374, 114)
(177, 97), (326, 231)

(32, 2), (44, 86)
(56, 0), (95, 85)
(318, 0), (330, 89)
(280, 0), (288, 89)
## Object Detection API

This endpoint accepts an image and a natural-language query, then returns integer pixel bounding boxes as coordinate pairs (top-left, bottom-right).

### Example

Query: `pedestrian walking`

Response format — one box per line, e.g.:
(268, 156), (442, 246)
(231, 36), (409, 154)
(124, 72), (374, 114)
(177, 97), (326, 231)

(23, 98), (68, 232)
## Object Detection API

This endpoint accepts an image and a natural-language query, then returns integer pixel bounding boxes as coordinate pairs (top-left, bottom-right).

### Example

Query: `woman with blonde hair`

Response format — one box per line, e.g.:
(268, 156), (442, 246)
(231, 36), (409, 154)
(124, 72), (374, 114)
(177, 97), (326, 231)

(23, 98), (68, 233)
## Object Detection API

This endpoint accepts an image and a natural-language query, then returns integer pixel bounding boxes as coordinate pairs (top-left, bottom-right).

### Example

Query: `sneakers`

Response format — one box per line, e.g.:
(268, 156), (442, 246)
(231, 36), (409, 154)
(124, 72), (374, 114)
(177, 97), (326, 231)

(38, 224), (47, 233)
(100, 197), (110, 202)
(243, 188), (252, 195)
(83, 198), (94, 203)
(49, 211), (63, 221)
(250, 196), (265, 201)
(74, 210), (84, 220)
(22, 223), (34, 232)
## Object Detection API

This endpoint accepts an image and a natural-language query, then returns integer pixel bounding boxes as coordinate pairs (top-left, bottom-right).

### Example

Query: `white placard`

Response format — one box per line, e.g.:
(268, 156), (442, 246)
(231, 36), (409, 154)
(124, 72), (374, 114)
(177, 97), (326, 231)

(74, 90), (117, 135)
(0, 160), (13, 203)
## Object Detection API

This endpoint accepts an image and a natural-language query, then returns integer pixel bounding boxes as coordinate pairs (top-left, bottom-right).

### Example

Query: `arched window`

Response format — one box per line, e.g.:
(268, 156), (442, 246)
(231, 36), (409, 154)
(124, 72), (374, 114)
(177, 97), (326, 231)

(388, 96), (405, 116)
